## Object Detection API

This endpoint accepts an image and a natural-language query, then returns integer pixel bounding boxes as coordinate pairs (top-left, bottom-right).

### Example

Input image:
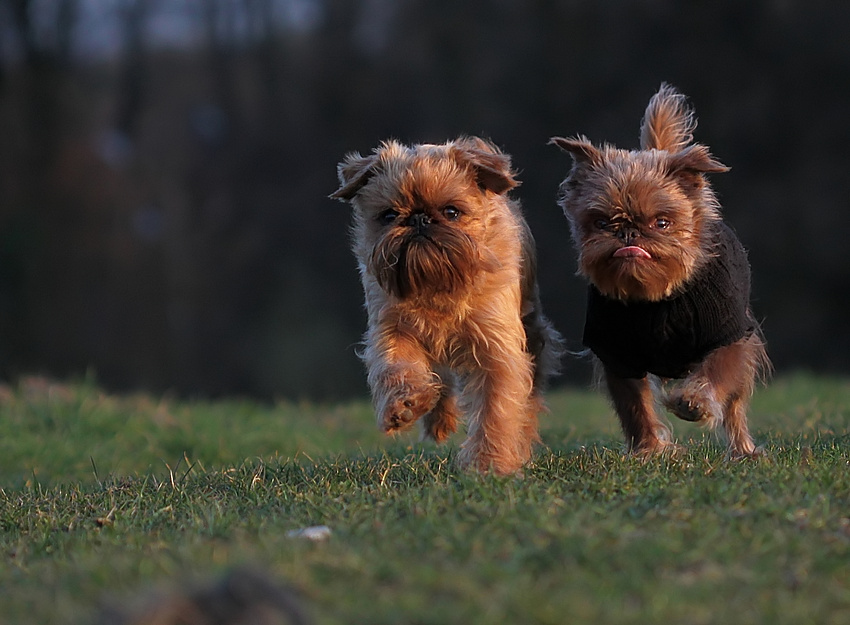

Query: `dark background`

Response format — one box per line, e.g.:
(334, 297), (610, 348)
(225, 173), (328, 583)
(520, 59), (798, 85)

(0, 0), (847, 400)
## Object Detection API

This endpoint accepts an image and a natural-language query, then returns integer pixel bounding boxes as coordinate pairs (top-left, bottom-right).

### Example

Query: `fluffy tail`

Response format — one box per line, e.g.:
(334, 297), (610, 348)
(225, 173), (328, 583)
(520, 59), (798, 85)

(639, 83), (697, 152)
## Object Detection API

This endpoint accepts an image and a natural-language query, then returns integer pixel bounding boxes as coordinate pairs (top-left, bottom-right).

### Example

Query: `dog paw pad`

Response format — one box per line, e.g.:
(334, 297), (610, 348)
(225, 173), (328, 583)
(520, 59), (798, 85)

(379, 386), (439, 433)
(666, 396), (709, 422)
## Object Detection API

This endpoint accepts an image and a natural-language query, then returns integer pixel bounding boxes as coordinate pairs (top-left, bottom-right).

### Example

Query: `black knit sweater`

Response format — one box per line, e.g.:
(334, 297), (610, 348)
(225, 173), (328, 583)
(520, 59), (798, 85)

(583, 222), (755, 379)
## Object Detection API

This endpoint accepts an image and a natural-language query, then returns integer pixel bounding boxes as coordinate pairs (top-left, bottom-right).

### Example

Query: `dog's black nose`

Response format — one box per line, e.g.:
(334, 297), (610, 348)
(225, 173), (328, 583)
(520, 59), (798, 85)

(617, 226), (640, 244)
(407, 213), (432, 231)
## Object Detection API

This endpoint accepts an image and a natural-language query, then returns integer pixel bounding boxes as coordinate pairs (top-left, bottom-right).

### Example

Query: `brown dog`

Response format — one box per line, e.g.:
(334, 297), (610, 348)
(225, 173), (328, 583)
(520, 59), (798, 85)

(331, 137), (563, 474)
(552, 84), (769, 458)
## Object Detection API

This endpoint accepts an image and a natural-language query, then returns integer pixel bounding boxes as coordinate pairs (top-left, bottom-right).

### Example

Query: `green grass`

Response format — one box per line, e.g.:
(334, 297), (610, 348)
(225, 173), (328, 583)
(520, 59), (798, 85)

(2, 373), (850, 624)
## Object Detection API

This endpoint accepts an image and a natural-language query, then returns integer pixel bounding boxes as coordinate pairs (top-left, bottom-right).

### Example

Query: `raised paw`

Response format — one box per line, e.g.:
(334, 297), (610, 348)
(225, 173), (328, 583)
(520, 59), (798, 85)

(665, 395), (708, 422)
(664, 389), (720, 424)
(377, 383), (440, 434)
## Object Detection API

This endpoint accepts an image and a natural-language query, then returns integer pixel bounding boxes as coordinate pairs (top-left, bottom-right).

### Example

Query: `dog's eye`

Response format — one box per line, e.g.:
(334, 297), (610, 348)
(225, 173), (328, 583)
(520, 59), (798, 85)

(655, 218), (672, 230)
(443, 206), (461, 221)
(594, 219), (609, 230)
(378, 209), (400, 224)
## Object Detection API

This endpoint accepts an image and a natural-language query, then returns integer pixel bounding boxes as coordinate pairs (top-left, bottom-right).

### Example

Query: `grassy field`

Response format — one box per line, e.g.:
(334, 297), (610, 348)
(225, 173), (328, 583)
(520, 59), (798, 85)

(1, 373), (850, 624)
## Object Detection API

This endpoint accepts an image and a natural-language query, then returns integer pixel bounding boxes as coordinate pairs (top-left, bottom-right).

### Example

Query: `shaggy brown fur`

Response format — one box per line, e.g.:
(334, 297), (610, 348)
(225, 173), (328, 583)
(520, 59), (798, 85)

(552, 84), (769, 458)
(332, 137), (563, 475)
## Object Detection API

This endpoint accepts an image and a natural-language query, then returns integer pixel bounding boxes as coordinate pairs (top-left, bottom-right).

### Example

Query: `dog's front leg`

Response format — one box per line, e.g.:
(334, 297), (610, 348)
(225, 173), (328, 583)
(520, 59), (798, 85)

(604, 368), (673, 454)
(455, 325), (538, 475)
(363, 326), (441, 435)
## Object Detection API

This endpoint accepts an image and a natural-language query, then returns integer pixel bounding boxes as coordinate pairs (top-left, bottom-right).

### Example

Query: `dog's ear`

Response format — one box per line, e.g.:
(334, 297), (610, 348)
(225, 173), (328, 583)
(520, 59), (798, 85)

(549, 136), (601, 167)
(452, 137), (519, 195)
(667, 144), (729, 175)
(330, 153), (379, 201)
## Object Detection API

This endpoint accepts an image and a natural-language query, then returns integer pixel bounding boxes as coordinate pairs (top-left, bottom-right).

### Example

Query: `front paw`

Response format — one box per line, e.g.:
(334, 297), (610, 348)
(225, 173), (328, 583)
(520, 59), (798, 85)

(728, 444), (766, 461)
(377, 382), (440, 434)
(664, 388), (720, 424)
(632, 438), (684, 457)
(665, 395), (709, 422)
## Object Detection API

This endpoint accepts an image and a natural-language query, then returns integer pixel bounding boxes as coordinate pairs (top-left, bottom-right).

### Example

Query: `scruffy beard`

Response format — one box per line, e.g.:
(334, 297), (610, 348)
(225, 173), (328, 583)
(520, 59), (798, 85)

(370, 227), (480, 299)
(579, 234), (707, 302)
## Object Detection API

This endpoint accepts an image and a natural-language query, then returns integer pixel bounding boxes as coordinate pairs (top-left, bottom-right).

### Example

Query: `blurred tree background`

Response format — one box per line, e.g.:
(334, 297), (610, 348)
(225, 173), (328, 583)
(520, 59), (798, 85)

(0, 0), (847, 400)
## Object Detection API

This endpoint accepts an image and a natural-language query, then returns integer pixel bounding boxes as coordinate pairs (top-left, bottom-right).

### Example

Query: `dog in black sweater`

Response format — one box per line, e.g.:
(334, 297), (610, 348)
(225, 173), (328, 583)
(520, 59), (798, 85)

(552, 84), (769, 458)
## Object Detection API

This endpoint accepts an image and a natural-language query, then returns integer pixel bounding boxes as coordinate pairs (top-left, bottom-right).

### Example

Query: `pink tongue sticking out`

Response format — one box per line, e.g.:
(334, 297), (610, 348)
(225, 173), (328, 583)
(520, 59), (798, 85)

(613, 246), (651, 259)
